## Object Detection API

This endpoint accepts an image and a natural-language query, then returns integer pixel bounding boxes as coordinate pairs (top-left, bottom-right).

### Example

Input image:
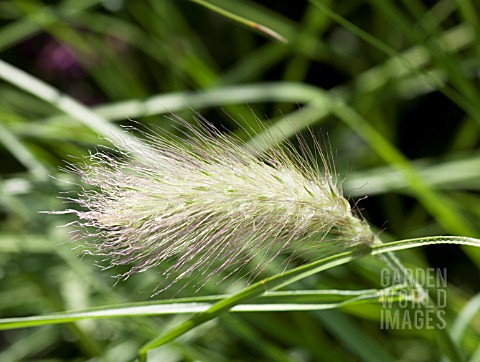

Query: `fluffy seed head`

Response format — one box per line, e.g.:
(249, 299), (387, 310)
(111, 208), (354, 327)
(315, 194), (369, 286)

(59, 116), (375, 294)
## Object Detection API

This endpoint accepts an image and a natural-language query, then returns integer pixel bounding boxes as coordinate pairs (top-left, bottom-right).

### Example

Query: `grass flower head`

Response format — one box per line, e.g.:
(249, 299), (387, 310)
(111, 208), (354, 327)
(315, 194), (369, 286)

(60, 116), (375, 294)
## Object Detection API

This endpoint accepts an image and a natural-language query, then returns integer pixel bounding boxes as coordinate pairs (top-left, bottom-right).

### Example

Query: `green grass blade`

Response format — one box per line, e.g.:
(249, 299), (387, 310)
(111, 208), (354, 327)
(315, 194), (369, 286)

(0, 123), (49, 181)
(189, 0), (287, 43)
(352, 23), (474, 94)
(370, 0), (480, 118)
(456, 0), (480, 60)
(310, 0), (480, 126)
(400, 0), (480, 107)
(345, 153), (480, 196)
(138, 236), (480, 359)
(220, 314), (293, 362)
(316, 310), (395, 362)
(0, 0), (100, 52)
(37, 82), (322, 124)
(0, 59), (140, 151)
(450, 292), (480, 345)
(0, 288), (403, 330)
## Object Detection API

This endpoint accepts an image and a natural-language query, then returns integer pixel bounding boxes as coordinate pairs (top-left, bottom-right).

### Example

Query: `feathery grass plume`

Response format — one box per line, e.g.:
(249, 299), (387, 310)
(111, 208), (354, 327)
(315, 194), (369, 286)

(58, 115), (376, 295)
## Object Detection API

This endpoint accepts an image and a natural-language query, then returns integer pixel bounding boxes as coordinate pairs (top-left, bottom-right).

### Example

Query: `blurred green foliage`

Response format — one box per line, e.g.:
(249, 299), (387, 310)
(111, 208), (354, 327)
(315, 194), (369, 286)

(0, 0), (479, 361)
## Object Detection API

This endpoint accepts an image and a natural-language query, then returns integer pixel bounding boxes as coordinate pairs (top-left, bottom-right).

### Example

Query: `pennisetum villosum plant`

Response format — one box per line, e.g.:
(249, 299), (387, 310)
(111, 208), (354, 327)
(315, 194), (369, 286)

(22, 110), (480, 361)
(54, 115), (379, 295)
